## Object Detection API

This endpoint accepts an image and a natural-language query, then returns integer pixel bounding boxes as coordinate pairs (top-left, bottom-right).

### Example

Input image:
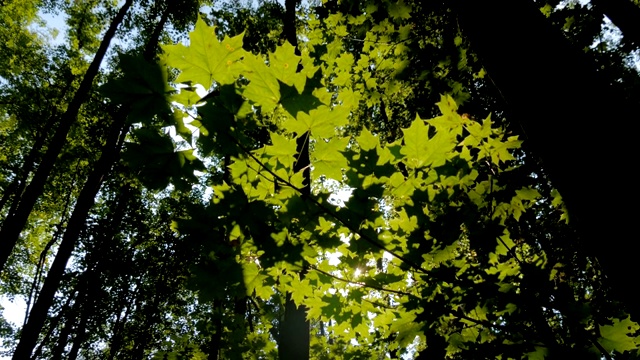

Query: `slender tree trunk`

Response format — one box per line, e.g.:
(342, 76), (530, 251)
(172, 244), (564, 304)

(30, 287), (77, 359)
(454, 0), (638, 318)
(107, 299), (132, 360)
(66, 312), (87, 360)
(0, 114), (57, 215)
(131, 293), (160, 360)
(0, 71), (75, 216)
(0, 180), (17, 214)
(24, 160), (79, 327)
(11, 6), (172, 357)
(51, 302), (77, 360)
(279, 1), (310, 359)
(11, 110), (129, 360)
(0, 0), (135, 274)
(50, 266), (97, 360)
(280, 292), (311, 360)
(66, 270), (100, 360)
(206, 300), (223, 360)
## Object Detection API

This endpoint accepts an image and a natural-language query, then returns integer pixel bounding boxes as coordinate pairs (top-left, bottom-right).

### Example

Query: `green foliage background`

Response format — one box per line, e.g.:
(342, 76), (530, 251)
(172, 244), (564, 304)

(2, 0), (640, 359)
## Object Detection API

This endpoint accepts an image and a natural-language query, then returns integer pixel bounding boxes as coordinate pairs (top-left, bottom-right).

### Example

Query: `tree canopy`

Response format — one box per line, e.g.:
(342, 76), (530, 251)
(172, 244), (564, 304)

(1, 0), (640, 359)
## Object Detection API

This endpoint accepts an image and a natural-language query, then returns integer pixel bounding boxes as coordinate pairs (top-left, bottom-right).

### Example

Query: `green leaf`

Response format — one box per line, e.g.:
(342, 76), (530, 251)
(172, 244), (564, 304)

(242, 53), (280, 112)
(269, 41), (303, 89)
(551, 188), (570, 223)
(357, 128), (379, 151)
(264, 132), (298, 170)
(463, 115), (492, 147)
(388, 0), (412, 20)
(284, 105), (349, 138)
(312, 137), (349, 181)
(527, 347), (548, 360)
(170, 85), (201, 107)
(599, 317), (639, 353)
(436, 94), (458, 115)
(485, 136), (522, 164)
(101, 55), (172, 124)
(197, 84), (249, 156)
(243, 262), (274, 299)
(400, 117), (430, 168)
(515, 187), (541, 202)
(279, 78), (323, 118)
(401, 116), (456, 169)
(162, 17), (245, 88)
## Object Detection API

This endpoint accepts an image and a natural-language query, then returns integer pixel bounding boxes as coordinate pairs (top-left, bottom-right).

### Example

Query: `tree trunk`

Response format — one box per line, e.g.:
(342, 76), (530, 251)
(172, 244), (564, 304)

(278, 0), (311, 358)
(131, 293), (160, 360)
(30, 286), (77, 359)
(454, 0), (638, 318)
(10, 5), (173, 357)
(0, 73), (74, 216)
(51, 263), (99, 360)
(279, 131), (311, 360)
(206, 300), (223, 360)
(51, 302), (77, 360)
(66, 312), (88, 360)
(279, 292), (310, 360)
(0, 0), (135, 274)
(106, 300), (132, 360)
(11, 109), (129, 360)
(1, 115), (55, 216)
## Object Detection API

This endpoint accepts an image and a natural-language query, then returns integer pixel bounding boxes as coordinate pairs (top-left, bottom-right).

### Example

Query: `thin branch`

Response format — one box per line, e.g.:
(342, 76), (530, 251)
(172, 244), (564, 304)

(453, 309), (508, 331)
(309, 264), (418, 298)
(591, 339), (613, 360)
(361, 297), (394, 310)
(227, 130), (431, 275)
(337, 34), (417, 46)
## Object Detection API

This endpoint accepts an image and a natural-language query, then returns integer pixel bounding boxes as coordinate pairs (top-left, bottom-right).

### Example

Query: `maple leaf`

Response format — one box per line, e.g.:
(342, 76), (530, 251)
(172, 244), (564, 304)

(599, 317), (640, 353)
(312, 137), (349, 181)
(162, 17), (245, 88)
(264, 132), (297, 170)
(401, 117), (429, 168)
(283, 105), (349, 138)
(357, 128), (379, 151)
(242, 53), (280, 112)
(269, 41), (304, 90)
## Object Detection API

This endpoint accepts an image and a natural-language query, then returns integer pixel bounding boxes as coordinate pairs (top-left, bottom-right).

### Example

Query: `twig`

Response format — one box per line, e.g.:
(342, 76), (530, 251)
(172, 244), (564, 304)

(228, 131), (431, 275)
(309, 264), (418, 298)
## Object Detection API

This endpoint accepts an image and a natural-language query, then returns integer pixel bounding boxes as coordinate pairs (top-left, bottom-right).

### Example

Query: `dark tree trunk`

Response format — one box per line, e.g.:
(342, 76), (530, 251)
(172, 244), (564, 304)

(279, 292), (310, 360)
(454, 0), (638, 318)
(1, 114), (54, 216)
(66, 312), (88, 360)
(31, 288), (77, 359)
(51, 301), (77, 360)
(206, 300), (223, 360)
(51, 262), (100, 360)
(11, 109), (129, 360)
(0, 0), (135, 274)
(106, 300), (131, 360)
(0, 75), (74, 216)
(278, 1), (310, 359)
(11, 5), (172, 357)
(131, 293), (160, 360)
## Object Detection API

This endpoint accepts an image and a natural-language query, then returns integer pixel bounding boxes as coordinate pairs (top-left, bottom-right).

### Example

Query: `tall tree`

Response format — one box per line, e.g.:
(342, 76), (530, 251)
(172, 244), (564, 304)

(453, 0), (640, 319)
(0, 0), (135, 274)
(9, 1), (178, 357)
(278, 0), (311, 359)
